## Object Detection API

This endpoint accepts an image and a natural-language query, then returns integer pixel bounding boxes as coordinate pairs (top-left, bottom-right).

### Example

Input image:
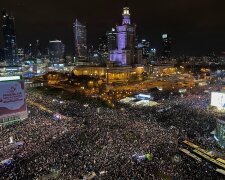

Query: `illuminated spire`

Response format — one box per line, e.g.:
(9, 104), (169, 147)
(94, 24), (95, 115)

(122, 7), (131, 25)
(122, 7), (130, 16)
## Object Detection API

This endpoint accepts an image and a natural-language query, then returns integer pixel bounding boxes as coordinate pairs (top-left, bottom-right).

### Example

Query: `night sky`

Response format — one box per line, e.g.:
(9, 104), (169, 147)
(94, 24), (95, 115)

(1, 0), (225, 56)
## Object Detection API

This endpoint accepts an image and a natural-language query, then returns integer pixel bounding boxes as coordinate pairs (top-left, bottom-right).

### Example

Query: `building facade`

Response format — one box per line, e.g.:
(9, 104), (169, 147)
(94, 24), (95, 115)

(73, 66), (133, 83)
(110, 7), (142, 65)
(73, 19), (87, 58)
(48, 40), (65, 64)
(215, 119), (225, 147)
(162, 34), (172, 58)
(2, 9), (18, 65)
(72, 65), (144, 83)
(24, 43), (33, 58)
(17, 48), (25, 61)
(35, 40), (41, 58)
(97, 36), (108, 64)
(107, 28), (117, 51)
(0, 48), (4, 62)
(138, 39), (150, 58)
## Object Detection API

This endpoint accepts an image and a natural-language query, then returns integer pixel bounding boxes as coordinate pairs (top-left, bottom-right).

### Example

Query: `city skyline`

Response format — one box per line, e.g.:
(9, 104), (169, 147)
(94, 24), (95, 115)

(0, 0), (225, 56)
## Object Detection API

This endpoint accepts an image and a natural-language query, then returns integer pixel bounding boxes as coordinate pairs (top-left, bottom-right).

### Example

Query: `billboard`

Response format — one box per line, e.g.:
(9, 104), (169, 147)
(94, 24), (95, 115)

(211, 92), (225, 110)
(0, 80), (27, 122)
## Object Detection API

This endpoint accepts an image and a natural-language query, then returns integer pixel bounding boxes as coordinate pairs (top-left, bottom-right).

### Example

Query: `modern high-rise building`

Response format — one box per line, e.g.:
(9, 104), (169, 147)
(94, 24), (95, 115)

(35, 40), (41, 58)
(73, 19), (87, 58)
(150, 48), (157, 57)
(110, 6), (142, 65)
(1, 9), (18, 65)
(97, 37), (108, 64)
(17, 48), (25, 61)
(0, 48), (4, 62)
(98, 37), (107, 53)
(162, 34), (172, 58)
(24, 43), (33, 58)
(138, 39), (151, 59)
(48, 40), (65, 64)
(106, 28), (117, 51)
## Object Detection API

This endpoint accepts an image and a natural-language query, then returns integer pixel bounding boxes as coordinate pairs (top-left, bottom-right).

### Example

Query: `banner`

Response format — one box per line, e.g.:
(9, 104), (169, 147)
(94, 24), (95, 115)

(0, 80), (27, 120)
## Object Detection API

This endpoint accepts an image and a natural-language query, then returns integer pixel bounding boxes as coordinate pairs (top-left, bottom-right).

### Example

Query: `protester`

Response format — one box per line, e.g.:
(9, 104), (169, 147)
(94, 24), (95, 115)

(0, 85), (224, 179)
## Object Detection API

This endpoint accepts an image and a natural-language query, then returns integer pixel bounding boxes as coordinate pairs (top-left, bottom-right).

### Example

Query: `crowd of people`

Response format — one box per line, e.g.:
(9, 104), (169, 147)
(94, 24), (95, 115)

(0, 85), (224, 179)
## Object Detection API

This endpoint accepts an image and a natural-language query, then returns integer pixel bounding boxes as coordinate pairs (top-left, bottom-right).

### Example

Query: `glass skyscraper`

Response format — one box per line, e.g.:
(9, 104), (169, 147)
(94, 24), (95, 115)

(107, 28), (117, 51)
(137, 39), (151, 59)
(2, 9), (18, 66)
(48, 40), (65, 64)
(162, 34), (172, 58)
(73, 19), (87, 58)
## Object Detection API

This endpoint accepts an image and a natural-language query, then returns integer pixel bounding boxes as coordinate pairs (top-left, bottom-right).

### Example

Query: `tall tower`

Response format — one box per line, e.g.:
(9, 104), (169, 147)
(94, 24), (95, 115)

(162, 34), (172, 58)
(2, 9), (18, 66)
(73, 19), (87, 58)
(122, 7), (131, 25)
(0, 49), (4, 62)
(116, 6), (136, 51)
(138, 39), (151, 59)
(110, 6), (141, 65)
(48, 40), (65, 64)
(35, 40), (41, 58)
(106, 28), (117, 51)
(27, 43), (33, 58)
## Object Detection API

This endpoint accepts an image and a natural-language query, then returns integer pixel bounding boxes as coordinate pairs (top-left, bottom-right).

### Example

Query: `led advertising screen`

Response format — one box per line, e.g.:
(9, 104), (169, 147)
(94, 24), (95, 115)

(211, 92), (225, 110)
(0, 80), (27, 121)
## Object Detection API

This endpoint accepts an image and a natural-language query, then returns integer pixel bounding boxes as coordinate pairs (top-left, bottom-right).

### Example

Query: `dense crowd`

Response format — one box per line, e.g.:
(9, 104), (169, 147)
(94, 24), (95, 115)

(0, 86), (224, 179)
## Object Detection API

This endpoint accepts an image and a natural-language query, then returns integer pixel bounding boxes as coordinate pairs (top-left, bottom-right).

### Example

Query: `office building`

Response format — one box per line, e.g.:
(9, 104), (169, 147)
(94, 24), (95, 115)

(149, 48), (157, 62)
(107, 28), (117, 51)
(17, 48), (25, 61)
(73, 19), (87, 58)
(138, 39), (151, 59)
(162, 34), (172, 58)
(48, 40), (65, 64)
(1, 9), (18, 65)
(35, 40), (41, 58)
(215, 119), (225, 148)
(97, 37), (108, 64)
(98, 37), (107, 54)
(24, 43), (33, 58)
(0, 48), (4, 62)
